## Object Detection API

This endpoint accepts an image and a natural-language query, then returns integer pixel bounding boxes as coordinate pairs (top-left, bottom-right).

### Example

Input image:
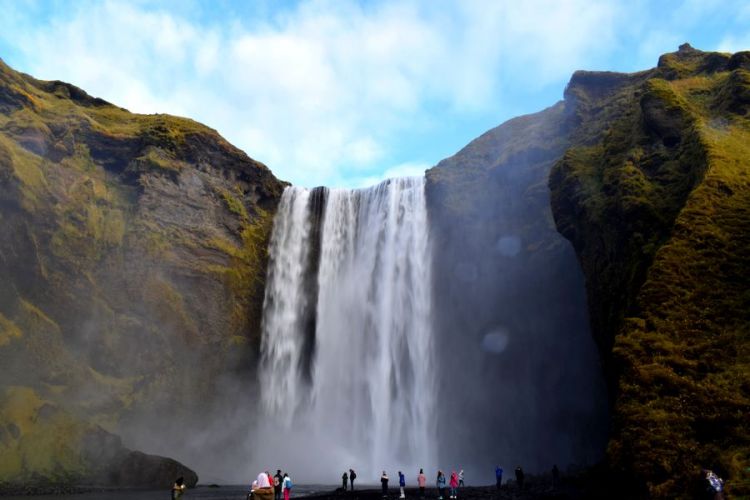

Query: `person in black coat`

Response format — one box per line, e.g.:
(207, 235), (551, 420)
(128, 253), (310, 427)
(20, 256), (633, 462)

(381, 471), (389, 497)
(515, 466), (524, 490)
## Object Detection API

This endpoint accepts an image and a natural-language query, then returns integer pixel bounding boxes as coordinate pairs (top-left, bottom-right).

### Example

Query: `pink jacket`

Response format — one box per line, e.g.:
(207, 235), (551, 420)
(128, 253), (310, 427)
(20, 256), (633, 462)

(449, 472), (459, 488)
(418, 474), (426, 487)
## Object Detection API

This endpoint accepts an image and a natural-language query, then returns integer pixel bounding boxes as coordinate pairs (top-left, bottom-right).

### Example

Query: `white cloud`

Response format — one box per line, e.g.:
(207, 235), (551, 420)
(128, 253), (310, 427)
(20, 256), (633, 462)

(0, 0), (624, 187)
(718, 34), (750, 53)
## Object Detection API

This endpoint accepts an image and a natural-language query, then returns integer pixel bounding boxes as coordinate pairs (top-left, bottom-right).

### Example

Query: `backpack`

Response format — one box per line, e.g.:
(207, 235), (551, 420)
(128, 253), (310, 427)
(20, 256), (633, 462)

(286, 478), (293, 489)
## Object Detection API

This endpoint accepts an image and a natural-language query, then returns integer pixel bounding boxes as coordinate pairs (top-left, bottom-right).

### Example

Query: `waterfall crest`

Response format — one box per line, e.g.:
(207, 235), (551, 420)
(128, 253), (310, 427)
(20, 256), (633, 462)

(259, 177), (436, 478)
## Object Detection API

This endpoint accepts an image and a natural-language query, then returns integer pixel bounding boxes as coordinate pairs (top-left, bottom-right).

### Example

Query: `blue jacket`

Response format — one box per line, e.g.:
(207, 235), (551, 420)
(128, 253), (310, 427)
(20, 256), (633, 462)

(437, 475), (446, 487)
(399, 473), (405, 487)
(496, 467), (503, 479)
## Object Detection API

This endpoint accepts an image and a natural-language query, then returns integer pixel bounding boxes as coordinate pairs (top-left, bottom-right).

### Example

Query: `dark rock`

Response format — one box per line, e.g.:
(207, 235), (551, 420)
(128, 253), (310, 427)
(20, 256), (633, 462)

(7, 423), (20, 439)
(640, 90), (686, 146)
(104, 450), (198, 489)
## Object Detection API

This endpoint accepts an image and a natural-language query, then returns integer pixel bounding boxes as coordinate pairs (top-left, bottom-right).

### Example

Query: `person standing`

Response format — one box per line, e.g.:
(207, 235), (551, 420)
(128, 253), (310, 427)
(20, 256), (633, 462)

(515, 466), (524, 491)
(495, 466), (503, 491)
(398, 471), (406, 499)
(266, 471), (275, 492)
(381, 471), (390, 498)
(458, 469), (464, 488)
(449, 471), (458, 499)
(552, 465), (559, 490)
(171, 477), (186, 499)
(417, 469), (426, 499)
(349, 469), (356, 491)
(274, 470), (283, 500)
(704, 469), (725, 500)
(283, 473), (293, 500)
(342, 471), (349, 491)
(436, 470), (446, 500)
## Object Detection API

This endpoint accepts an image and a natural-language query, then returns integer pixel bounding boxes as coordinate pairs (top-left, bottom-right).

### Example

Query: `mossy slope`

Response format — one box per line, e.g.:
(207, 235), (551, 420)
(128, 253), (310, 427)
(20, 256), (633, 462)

(549, 44), (750, 498)
(0, 58), (284, 485)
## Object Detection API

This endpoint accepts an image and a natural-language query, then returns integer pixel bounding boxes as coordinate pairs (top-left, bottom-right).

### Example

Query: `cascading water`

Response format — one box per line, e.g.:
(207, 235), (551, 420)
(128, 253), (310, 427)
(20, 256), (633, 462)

(259, 177), (436, 479)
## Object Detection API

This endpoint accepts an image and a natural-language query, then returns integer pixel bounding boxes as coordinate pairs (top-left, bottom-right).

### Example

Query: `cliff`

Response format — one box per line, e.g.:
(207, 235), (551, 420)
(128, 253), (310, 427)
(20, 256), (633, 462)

(425, 102), (609, 473)
(549, 44), (750, 497)
(427, 44), (749, 498)
(0, 58), (284, 487)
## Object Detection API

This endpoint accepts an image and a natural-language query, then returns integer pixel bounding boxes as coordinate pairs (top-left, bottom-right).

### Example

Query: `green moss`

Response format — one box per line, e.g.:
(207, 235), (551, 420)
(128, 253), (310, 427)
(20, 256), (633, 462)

(205, 207), (274, 340)
(0, 313), (22, 347)
(0, 134), (48, 210)
(141, 277), (199, 339)
(132, 146), (184, 173)
(18, 300), (60, 334)
(218, 187), (250, 219)
(0, 387), (95, 482)
(551, 49), (750, 498)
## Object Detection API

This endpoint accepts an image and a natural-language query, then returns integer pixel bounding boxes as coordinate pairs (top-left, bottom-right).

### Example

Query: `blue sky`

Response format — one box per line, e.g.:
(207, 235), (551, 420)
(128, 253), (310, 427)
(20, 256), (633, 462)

(1, 0), (749, 188)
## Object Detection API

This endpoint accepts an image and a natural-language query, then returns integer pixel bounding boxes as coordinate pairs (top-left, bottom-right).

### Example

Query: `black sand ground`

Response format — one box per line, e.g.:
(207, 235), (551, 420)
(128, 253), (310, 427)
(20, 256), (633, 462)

(303, 482), (584, 500)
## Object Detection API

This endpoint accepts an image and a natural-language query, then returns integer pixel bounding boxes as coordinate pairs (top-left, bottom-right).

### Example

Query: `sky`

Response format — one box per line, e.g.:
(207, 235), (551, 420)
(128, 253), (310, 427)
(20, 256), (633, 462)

(0, 0), (749, 188)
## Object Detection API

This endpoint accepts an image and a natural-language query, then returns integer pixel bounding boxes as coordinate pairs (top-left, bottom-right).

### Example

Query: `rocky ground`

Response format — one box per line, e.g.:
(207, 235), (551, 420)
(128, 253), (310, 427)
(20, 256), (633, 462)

(303, 482), (583, 500)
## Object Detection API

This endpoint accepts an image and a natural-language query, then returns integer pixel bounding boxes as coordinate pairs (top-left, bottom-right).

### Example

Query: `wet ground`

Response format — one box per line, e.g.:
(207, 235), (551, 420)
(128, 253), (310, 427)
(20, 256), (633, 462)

(0, 484), (330, 499)
(0, 479), (585, 499)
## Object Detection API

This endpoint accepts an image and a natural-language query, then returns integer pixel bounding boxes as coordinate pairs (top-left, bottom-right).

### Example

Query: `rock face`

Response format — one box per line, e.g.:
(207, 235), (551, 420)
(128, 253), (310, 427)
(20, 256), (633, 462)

(426, 103), (609, 473)
(0, 58), (283, 485)
(549, 45), (750, 498)
(428, 45), (750, 498)
(0, 386), (198, 489)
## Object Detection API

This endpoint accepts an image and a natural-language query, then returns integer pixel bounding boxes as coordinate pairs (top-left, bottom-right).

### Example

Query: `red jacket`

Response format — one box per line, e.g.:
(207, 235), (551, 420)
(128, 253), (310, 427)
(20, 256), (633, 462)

(449, 472), (459, 488)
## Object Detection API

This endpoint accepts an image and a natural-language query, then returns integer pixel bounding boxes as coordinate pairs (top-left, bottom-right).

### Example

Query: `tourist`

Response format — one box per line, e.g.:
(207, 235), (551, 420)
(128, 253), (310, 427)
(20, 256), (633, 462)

(253, 472), (275, 500)
(283, 473), (293, 500)
(171, 477), (186, 499)
(704, 469), (725, 500)
(458, 469), (464, 488)
(342, 471), (349, 491)
(436, 470), (446, 500)
(350, 469), (357, 490)
(552, 465), (559, 490)
(398, 471), (406, 499)
(449, 471), (458, 499)
(515, 466), (524, 490)
(381, 471), (389, 498)
(274, 470), (283, 500)
(418, 469), (426, 499)
(495, 466), (503, 491)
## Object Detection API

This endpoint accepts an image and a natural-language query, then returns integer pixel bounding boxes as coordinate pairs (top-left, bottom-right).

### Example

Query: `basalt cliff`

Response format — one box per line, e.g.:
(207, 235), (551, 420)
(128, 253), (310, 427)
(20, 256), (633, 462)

(0, 57), (283, 489)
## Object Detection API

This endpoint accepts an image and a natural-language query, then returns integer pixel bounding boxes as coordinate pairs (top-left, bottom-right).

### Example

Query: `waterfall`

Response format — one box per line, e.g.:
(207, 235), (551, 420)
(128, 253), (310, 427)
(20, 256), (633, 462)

(259, 177), (436, 478)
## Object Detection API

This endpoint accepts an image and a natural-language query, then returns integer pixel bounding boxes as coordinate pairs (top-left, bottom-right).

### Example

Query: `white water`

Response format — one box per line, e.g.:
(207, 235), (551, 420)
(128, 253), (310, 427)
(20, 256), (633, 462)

(259, 177), (436, 479)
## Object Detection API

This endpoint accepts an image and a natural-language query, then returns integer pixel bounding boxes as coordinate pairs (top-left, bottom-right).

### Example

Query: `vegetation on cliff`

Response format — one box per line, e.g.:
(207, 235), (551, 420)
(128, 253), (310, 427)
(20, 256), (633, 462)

(550, 44), (750, 498)
(0, 58), (283, 485)
(426, 43), (749, 499)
